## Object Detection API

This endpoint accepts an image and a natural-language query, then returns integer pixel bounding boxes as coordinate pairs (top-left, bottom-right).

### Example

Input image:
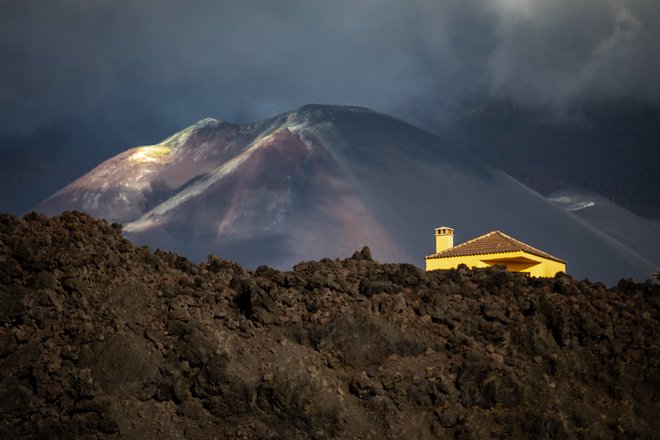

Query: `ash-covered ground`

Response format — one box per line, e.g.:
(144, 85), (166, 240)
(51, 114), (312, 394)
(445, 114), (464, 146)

(1, 212), (658, 439)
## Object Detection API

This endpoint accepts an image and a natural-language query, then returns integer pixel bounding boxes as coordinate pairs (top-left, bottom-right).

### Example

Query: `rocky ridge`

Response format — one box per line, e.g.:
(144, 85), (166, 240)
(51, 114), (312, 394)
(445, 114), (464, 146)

(1, 211), (658, 439)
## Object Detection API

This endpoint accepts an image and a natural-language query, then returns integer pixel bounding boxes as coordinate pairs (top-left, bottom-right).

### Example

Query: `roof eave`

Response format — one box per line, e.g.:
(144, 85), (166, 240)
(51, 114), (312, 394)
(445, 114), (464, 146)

(426, 249), (566, 264)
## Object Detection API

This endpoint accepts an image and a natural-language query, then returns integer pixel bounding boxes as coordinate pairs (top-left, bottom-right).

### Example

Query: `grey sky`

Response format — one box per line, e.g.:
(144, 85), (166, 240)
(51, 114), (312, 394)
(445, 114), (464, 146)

(1, 0), (659, 138)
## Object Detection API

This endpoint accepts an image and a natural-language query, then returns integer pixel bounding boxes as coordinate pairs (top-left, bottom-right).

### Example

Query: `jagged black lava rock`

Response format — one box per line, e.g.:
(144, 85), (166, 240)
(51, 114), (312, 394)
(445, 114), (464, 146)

(0, 212), (658, 439)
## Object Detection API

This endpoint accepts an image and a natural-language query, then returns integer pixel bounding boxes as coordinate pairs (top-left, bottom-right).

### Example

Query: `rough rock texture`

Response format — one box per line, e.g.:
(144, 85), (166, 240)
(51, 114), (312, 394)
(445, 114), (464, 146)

(1, 211), (658, 439)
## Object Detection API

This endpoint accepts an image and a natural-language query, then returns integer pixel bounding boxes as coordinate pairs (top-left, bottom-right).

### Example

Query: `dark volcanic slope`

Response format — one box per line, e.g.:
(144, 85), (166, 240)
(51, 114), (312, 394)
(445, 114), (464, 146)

(1, 212), (659, 439)
(35, 104), (659, 284)
(443, 100), (660, 219)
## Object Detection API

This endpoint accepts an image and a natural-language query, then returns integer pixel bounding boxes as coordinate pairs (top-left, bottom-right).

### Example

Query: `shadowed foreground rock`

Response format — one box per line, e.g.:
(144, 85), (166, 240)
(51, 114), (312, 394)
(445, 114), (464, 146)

(1, 211), (658, 439)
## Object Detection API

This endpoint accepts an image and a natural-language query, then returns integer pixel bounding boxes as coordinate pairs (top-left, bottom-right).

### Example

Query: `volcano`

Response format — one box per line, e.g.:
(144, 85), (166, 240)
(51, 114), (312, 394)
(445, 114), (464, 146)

(36, 105), (658, 284)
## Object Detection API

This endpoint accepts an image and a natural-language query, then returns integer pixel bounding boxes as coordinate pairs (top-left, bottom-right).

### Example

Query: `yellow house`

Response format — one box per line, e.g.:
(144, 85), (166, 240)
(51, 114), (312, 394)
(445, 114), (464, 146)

(425, 227), (566, 277)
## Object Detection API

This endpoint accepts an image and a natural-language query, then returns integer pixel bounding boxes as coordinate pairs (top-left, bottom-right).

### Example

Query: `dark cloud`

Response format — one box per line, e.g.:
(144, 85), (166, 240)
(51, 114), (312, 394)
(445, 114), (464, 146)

(2, 0), (657, 139)
(485, 0), (660, 107)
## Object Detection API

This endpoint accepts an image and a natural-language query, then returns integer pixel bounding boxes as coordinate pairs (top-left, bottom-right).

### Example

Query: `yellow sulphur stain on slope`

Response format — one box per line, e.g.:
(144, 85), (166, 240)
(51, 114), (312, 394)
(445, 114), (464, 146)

(127, 118), (221, 164)
(128, 145), (173, 163)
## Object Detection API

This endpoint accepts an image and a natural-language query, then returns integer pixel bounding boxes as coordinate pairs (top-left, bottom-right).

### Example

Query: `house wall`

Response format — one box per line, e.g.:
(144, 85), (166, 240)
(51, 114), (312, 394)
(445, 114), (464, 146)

(425, 250), (566, 277)
(529, 258), (566, 277)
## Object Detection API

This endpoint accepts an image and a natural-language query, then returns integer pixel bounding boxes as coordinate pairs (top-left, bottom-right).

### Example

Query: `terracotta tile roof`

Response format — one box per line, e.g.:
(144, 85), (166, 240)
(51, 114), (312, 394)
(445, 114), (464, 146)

(426, 231), (566, 263)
